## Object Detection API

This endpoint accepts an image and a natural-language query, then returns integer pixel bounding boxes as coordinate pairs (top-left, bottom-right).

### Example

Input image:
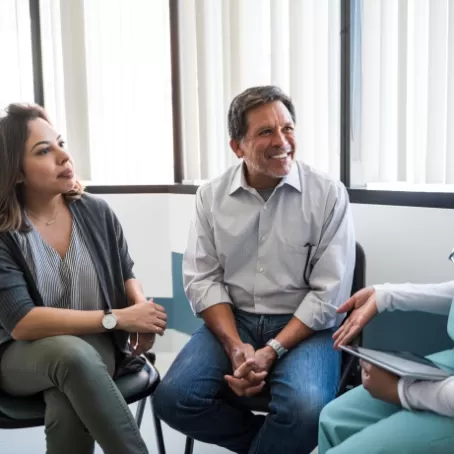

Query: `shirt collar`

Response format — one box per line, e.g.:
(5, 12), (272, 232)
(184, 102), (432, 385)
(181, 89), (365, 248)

(229, 161), (301, 195)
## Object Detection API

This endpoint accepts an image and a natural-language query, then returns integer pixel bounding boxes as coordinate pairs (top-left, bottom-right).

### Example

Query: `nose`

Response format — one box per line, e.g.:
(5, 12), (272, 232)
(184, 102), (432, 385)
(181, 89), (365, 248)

(57, 147), (71, 165)
(271, 130), (288, 148)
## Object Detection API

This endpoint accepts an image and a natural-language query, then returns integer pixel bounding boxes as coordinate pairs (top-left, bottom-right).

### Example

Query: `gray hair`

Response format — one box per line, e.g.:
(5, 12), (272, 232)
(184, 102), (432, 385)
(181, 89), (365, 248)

(227, 85), (296, 142)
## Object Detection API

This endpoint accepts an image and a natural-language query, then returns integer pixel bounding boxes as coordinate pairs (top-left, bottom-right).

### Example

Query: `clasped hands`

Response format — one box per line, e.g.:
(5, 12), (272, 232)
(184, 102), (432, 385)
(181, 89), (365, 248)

(224, 343), (277, 397)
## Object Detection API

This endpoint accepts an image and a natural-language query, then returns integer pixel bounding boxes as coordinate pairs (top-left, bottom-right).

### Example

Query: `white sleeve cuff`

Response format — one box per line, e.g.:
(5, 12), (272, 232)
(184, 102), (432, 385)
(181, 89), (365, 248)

(293, 296), (340, 330)
(397, 377), (415, 411)
(373, 285), (391, 313)
(189, 283), (233, 315)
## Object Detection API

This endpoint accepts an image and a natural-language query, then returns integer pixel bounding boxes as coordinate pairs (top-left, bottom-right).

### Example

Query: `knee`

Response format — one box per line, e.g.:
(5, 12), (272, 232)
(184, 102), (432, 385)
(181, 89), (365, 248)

(274, 385), (333, 427)
(153, 375), (186, 422)
(40, 335), (103, 374)
(319, 398), (341, 429)
(153, 373), (207, 425)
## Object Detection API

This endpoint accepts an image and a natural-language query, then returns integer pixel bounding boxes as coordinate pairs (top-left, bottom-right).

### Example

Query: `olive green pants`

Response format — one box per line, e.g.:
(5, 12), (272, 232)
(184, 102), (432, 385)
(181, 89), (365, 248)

(0, 334), (148, 454)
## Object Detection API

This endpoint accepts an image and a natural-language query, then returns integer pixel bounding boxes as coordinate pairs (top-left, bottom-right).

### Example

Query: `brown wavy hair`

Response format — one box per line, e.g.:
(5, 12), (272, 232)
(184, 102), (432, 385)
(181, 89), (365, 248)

(0, 103), (84, 233)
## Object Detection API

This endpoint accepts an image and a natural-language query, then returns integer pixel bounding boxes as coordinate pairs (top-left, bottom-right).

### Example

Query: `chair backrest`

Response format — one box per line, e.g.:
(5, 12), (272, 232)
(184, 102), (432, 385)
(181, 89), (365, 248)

(351, 242), (366, 296)
(338, 241), (366, 395)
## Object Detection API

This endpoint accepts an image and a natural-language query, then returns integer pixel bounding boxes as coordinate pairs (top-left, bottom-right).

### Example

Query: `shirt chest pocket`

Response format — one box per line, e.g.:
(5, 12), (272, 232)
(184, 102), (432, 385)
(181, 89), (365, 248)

(275, 241), (312, 289)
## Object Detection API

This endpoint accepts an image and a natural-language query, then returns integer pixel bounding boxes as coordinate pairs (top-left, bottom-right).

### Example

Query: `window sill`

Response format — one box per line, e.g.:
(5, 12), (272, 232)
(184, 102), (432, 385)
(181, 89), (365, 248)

(348, 187), (454, 209)
(85, 184), (198, 195)
(83, 182), (454, 209)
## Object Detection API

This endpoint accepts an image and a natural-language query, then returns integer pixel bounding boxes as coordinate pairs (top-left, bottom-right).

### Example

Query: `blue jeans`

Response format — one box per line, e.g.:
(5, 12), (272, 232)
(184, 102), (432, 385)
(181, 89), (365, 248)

(154, 309), (340, 454)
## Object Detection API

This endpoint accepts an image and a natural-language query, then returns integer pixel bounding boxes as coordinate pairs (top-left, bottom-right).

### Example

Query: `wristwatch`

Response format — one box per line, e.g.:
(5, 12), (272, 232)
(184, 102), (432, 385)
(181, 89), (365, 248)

(266, 338), (288, 359)
(102, 308), (118, 330)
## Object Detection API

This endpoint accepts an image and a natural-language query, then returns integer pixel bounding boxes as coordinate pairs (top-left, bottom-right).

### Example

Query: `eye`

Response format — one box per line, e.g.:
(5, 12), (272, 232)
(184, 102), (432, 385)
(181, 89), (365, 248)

(38, 148), (50, 155)
(59, 140), (66, 148)
(284, 126), (294, 132)
(259, 129), (272, 136)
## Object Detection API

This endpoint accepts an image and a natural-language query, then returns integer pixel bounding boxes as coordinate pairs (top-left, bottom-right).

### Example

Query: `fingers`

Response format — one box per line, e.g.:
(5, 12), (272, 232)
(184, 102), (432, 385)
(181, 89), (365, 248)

(233, 359), (267, 385)
(224, 375), (266, 397)
(336, 296), (355, 314)
(246, 370), (267, 385)
(153, 303), (166, 313)
(337, 287), (374, 314)
(333, 321), (361, 349)
(233, 358), (255, 379)
(155, 310), (167, 321)
(154, 318), (167, 329)
(224, 375), (248, 390)
(243, 381), (266, 397)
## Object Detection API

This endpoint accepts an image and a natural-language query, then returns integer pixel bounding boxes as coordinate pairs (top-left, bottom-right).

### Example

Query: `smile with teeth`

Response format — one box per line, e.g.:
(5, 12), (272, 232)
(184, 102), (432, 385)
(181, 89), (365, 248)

(270, 152), (291, 159)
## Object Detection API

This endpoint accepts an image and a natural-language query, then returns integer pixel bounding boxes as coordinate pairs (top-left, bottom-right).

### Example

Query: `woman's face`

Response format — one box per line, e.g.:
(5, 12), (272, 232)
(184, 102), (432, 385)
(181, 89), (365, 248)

(21, 118), (76, 196)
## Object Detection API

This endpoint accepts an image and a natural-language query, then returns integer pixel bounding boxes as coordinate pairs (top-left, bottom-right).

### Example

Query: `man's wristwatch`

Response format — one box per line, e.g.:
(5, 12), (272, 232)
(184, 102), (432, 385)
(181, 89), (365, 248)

(102, 308), (118, 330)
(266, 338), (288, 359)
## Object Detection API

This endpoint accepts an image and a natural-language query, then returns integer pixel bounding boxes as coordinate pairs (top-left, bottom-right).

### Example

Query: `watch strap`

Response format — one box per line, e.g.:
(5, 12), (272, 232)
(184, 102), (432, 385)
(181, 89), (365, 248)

(266, 338), (288, 358)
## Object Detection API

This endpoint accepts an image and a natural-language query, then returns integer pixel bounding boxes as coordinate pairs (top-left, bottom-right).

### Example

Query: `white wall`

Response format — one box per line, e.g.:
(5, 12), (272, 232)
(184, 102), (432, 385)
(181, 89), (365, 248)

(97, 194), (172, 297)
(352, 203), (454, 286)
(169, 194), (194, 254)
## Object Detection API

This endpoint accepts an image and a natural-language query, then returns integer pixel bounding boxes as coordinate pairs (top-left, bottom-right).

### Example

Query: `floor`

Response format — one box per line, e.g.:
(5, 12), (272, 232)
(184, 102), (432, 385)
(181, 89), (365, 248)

(1, 353), (318, 454)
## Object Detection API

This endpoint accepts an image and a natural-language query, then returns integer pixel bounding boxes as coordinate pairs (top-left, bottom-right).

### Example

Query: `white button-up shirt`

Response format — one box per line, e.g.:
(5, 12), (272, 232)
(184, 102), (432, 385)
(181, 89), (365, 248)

(183, 161), (355, 330)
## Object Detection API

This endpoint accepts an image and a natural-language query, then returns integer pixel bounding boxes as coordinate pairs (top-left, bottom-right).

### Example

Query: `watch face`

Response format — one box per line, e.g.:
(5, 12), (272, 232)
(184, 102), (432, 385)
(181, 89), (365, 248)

(102, 313), (117, 330)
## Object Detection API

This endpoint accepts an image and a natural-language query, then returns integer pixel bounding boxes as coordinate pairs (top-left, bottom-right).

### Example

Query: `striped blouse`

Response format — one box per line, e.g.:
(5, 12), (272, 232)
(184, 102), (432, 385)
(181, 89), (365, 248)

(18, 218), (105, 311)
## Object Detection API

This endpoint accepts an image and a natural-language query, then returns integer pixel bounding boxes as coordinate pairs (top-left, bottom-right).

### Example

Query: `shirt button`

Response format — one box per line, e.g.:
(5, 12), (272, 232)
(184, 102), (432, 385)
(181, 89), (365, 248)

(259, 267), (264, 273)
(261, 236), (266, 242)
(263, 205), (268, 211)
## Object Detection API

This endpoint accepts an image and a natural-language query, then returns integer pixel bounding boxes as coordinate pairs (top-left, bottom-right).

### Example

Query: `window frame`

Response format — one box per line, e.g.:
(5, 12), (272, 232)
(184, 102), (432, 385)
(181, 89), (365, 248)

(340, 0), (454, 209)
(26, 0), (454, 207)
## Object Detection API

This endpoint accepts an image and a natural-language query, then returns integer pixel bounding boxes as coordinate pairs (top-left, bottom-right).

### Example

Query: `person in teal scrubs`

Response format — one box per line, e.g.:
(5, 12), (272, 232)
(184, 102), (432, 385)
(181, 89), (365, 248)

(318, 279), (454, 454)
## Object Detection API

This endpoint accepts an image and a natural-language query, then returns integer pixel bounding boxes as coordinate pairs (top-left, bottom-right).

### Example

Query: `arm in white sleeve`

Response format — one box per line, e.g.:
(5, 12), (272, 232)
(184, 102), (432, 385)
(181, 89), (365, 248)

(182, 187), (232, 315)
(374, 281), (454, 315)
(398, 377), (454, 417)
(294, 183), (356, 330)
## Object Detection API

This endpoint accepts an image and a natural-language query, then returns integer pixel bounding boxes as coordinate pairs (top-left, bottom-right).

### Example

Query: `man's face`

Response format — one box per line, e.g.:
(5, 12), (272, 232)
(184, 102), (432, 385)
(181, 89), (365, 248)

(231, 101), (296, 189)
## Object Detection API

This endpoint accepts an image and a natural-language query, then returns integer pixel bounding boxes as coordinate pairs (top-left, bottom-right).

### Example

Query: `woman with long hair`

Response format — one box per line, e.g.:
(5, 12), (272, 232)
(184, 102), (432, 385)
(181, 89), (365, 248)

(0, 103), (167, 454)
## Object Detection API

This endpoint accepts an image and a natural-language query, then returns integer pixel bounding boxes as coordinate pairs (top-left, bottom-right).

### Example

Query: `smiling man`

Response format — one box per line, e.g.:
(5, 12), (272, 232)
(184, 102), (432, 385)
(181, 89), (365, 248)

(154, 86), (356, 454)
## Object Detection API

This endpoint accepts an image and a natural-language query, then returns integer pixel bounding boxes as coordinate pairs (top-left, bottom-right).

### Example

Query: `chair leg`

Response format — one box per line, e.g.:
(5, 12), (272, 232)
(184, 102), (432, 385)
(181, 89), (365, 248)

(135, 398), (147, 428)
(184, 436), (194, 454)
(150, 396), (166, 454)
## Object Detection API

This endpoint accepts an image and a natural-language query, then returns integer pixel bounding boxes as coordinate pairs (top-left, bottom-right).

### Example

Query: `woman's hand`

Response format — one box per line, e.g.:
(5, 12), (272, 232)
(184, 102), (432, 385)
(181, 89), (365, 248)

(361, 360), (401, 405)
(333, 287), (378, 349)
(115, 301), (167, 334)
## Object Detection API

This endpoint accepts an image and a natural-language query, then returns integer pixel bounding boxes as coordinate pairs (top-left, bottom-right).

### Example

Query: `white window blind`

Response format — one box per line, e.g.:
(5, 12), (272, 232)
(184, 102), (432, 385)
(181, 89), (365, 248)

(179, 0), (341, 181)
(39, 0), (173, 184)
(0, 0), (34, 110)
(351, 0), (454, 190)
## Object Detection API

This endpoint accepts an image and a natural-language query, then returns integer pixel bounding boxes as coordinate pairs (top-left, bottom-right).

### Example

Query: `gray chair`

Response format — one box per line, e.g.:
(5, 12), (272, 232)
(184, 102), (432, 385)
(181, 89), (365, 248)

(183, 242), (366, 454)
(0, 357), (166, 454)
